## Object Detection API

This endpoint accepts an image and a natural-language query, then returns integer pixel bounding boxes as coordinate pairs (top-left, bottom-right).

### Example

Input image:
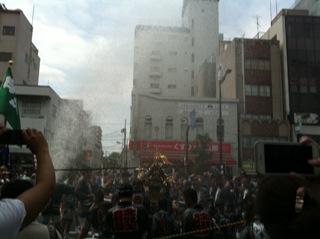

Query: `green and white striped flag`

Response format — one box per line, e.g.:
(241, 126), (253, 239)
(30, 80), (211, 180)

(0, 67), (21, 129)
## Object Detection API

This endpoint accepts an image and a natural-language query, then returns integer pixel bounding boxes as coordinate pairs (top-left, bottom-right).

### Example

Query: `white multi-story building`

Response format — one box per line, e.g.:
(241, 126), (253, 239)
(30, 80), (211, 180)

(130, 1), (234, 171)
(133, 25), (192, 97)
(132, 0), (219, 97)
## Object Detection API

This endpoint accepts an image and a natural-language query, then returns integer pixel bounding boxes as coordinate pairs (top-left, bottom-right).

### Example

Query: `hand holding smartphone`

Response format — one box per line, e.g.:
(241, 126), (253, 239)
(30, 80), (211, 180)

(255, 142), (320, 175)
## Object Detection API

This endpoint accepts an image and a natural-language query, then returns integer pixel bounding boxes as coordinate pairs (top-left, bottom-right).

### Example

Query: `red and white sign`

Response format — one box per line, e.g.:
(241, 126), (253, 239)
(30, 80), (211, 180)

(129, 140), (236, 165)
(129, 140), (232, 153)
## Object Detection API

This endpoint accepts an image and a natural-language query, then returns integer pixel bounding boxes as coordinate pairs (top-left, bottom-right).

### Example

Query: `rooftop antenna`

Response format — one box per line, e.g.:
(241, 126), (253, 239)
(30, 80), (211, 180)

(270, 0), (273, 24)
(254, 15), (261, 37)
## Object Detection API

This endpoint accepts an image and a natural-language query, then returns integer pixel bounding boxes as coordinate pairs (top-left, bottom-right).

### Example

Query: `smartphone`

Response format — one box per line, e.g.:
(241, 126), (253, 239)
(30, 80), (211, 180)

(255, 141), (320, 175)
(0, 130), (25, 145)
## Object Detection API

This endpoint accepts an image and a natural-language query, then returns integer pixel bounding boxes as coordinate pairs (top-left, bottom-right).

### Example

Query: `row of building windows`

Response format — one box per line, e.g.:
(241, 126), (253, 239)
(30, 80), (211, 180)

(21, 101), (41, 116)
(245, 84), (271, 97)
(290, 83), (317, 94)
(149, 67), (178, 73)
(150, 84), (177, 89)
(245, 59), (271, 71)
(144, 116), (205, 140)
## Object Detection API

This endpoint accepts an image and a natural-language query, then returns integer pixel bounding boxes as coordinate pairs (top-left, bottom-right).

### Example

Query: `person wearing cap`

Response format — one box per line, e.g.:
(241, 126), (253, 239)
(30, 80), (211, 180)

(106, 184), (148, 239)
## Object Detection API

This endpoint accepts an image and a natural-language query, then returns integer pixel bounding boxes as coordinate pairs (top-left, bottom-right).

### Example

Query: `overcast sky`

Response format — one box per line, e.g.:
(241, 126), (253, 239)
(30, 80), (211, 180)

(2, 0), (295, 152)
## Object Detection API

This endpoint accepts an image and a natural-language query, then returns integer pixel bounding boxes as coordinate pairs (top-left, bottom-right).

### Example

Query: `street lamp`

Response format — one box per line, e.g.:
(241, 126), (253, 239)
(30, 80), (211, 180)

(217, 65), (232, 175)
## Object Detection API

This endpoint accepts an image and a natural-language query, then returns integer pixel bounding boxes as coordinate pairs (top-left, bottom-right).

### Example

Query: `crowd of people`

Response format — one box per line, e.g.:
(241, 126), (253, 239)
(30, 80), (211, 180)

(41, 169), (259, 238)
(1, 129), (320, 239)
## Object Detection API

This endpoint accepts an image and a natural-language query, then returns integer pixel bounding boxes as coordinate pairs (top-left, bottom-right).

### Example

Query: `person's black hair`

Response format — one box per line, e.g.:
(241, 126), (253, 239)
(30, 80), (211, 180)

(255, 175), (317, 238)
(1, 179), (33, 199)
(118, 183), (133, 198)
(183, 188), (197, 205)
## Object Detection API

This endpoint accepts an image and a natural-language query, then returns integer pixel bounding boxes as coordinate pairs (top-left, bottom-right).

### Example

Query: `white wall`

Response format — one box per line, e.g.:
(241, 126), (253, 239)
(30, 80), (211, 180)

(133, 26), (192, 97)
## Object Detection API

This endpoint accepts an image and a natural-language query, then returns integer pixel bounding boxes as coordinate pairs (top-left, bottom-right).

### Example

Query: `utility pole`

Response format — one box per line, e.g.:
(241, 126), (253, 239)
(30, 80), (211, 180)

(217, 65), (232, 176)
(121, 120), (127, 168)
(255, 15), (261, 37)
(185, 125), (190, 177)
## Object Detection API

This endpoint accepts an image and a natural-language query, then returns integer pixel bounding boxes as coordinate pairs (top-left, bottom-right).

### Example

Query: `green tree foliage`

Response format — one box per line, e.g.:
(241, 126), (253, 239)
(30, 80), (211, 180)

(103, 152), (121, 168)
(192, 133), (213, 174)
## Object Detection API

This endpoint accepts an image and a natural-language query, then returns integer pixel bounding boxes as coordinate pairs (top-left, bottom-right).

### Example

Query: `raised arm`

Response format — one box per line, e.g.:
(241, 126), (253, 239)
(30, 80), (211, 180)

(18, 129), (56, 227)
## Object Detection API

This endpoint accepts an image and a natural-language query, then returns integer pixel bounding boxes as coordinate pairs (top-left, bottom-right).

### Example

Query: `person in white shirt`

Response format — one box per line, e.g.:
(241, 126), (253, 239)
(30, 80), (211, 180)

(0, 128), (56, 238)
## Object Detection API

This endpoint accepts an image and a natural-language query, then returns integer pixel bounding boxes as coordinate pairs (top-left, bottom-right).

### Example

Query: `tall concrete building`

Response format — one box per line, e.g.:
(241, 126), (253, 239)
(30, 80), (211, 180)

(130, 0), (222, 169)
(219, 38), (290, 170)
(0, 4), (40, 85)
(263, 9), (320, 141)
(294, 0), (320, 15)
(132, 0), (219, 97)
(133, 25), (192, 97)
(182, 0), (219, 94)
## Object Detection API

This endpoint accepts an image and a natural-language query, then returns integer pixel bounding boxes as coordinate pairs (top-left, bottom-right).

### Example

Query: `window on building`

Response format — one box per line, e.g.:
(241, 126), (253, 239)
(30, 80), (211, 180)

(21, 101), (41, 116)
(165, 116), (173, 139)
(192, 37), (194, 46)
(168, 84), (176, 89)
(150, 75), (161, 80)
(251, 85), (258, 96)
(195, 117), (204, 135)
(245, 59), (271, 70)
(150, 83), (159, 88)
(168, 67), (177, 73)
(259, 85), (271, 96)
(0, 52), (12, 62)
(2, 26), (15, 36)
(191, 19), (194, 29)
(150, 66), (160, 72)
(245, 85), (251, 96)
(247, 85), (272, 97)
(191, 70), (194, 79)
(144, 115), (152, 139)
(191, 53), (195, 63)
(180, 117), (188, 140)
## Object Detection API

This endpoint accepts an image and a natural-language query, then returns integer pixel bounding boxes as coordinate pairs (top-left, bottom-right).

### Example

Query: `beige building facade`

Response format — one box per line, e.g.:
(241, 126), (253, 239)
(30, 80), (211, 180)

(0, 5), (40, 85)
(130, 93), (239, 173)
(219, 37), (290, 171)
